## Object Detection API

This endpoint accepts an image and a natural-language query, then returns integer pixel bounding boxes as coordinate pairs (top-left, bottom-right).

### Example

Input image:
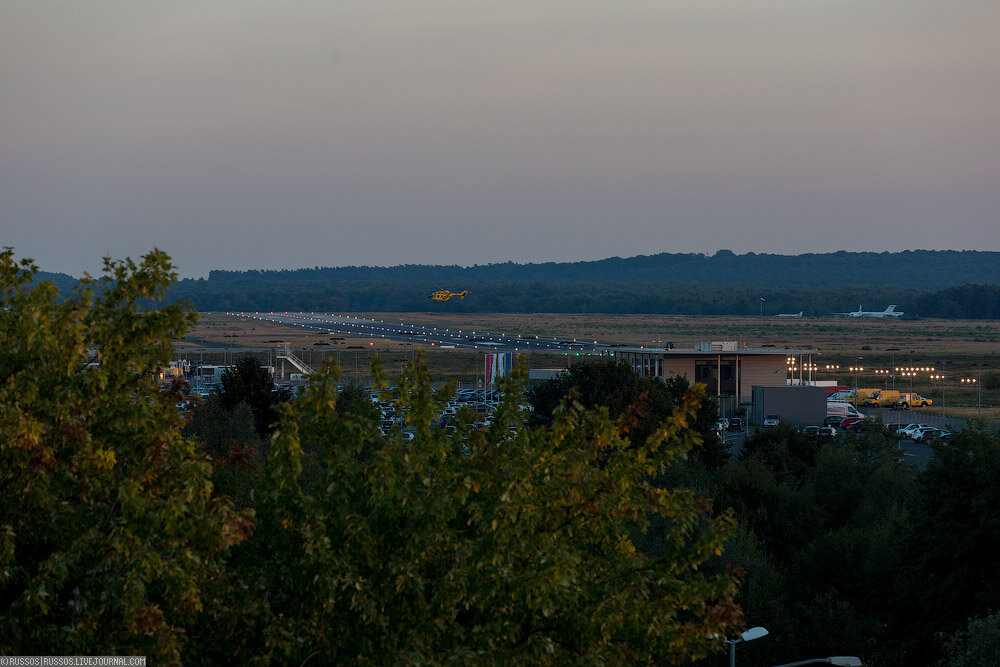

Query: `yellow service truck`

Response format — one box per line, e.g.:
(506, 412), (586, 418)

(895, 393), (933, 408)
(863, 390), (901, 407)
(845, 388), (879, 406)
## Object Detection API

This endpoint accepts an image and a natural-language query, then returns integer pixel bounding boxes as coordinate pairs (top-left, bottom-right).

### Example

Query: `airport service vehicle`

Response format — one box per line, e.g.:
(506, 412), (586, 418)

(896, 393), (932, 408)
(863, 390), (901, 407)
(763, 414), (780, 427)
(827, 401), (864, 420)
(843, 388), (879, 405)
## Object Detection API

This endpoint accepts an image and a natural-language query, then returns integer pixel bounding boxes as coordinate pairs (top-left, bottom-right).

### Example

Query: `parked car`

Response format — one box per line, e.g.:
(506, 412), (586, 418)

(899, 423), (931, 439)
(840, 417), (863, 430)
(909, 426), (944, 442)
(914, 428), (952, 443)
(727, 417), (744, 432)
(817, 426), (838, 438)
(803, 426), (820, 437)
(847, 419), (882, 434)
(763, 414), (780, 427)
(824, 415), (845, 428)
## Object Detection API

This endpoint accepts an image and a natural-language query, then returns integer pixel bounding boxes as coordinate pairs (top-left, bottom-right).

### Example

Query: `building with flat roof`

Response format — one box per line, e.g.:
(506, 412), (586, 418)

(601, 341), (819, 404)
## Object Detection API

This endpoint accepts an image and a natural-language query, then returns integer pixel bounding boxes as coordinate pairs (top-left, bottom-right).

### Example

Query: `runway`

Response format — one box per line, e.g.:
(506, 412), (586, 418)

(230, 311), (609, 354)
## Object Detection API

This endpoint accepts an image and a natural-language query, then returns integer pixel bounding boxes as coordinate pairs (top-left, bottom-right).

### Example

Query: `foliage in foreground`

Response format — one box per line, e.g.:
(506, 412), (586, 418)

(0, 249), (252, 662)
(212, 357), (743, 664)
(1, 248), (743, 664)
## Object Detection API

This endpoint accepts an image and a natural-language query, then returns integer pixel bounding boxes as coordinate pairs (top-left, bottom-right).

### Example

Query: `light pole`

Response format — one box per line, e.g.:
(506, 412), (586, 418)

(930, 374), (945, 418)
(770, 657), (862, 667)
(727, 626), (769, 667)
(850, 357), (863, 407)
(962, 371), (982, 418)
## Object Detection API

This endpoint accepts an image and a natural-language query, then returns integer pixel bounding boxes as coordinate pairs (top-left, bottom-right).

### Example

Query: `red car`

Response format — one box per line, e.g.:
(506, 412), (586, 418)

(840, 417), (863, 430)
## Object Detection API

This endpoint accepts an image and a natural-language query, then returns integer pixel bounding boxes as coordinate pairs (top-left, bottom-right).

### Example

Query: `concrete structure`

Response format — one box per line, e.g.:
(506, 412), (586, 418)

(750, 385), (828, 427)
(602, 341), (819, 405)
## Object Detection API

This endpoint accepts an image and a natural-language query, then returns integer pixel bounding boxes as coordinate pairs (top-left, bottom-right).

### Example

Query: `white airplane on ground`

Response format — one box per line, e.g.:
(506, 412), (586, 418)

(830, 305), (903, 318)
(775, 311), (803, 317)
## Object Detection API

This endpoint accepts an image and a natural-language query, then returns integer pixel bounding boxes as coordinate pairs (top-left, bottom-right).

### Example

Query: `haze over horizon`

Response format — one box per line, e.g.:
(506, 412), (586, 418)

(4, 2), (999, 279)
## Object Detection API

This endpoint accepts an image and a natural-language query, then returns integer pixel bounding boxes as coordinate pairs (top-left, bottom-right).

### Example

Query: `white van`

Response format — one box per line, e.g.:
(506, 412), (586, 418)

(827, 401), (863, 419)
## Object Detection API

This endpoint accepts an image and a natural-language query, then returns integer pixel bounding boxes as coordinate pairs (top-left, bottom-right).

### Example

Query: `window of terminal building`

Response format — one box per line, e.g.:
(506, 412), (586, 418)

(695, 359), (737, 395)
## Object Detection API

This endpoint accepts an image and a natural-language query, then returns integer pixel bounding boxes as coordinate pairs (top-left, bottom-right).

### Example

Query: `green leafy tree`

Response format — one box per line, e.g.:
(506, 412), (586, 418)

(527, 357), (726, 469)
(894, 425), (1000, 661)
(184, 392), (265, 461)
(0, 249), (251, 663)
(221, 354), (743, 664)
(940, 610), (1000, 667)
(717, 426), (914, 666)
(217, 354), (291, 437)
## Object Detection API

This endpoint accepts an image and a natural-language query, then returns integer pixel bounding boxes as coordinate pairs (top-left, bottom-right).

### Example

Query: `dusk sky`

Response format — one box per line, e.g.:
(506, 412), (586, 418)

(3, 2), (999, 278)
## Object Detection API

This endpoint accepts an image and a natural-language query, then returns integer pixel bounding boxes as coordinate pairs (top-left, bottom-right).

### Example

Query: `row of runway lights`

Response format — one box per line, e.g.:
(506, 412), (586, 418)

(784, 360), (979, 384)
(231, 312), (597, 355)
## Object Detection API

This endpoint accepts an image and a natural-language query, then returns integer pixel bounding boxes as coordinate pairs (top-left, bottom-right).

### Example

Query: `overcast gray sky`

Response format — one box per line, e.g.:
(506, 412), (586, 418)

(3, 1), (999, 278)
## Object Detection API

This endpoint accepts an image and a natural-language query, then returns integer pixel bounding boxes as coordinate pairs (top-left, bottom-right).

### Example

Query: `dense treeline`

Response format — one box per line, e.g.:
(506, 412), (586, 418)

(166, 279), (913, 315)
(164, 278), (1000, 319)
(205, 250), (1000, 289)
(30, 250), (1000, 316)
(911, 283), (1000, 319)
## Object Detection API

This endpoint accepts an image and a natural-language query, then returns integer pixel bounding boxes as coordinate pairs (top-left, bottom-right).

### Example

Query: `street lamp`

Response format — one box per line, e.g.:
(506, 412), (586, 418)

(727, 626), (769, 667)
(850, 357), (864, 407)
(770, 657), (863, 667)
(930, 374), (945, 418)
(962, 375), (982, 418)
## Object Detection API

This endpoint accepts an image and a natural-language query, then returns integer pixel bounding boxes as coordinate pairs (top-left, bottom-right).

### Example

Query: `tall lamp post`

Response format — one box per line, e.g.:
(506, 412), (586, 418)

(850, 357), (864, 407)
(726, 626), (768, 667)
(930, 373), (945, 418)
(961, 377), (981, 418)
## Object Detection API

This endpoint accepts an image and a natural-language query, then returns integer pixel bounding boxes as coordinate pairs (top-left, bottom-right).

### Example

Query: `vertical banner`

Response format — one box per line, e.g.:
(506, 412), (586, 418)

(485, 353), (515, 385)
(485, 353), (495, 386)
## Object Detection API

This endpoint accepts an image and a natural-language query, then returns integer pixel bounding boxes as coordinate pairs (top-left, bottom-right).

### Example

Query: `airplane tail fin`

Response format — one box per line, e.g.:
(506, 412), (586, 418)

(459, 291), (468, 299)
(886, 305), (896, 313)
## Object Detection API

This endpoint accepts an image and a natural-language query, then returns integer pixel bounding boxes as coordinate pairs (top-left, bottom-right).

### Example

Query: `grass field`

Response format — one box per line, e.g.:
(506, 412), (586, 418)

(178, 312), (1000, 414)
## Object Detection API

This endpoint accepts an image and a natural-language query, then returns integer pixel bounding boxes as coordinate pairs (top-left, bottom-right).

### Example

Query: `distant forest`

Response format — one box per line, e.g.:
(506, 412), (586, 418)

(39, 250), (1000, 317)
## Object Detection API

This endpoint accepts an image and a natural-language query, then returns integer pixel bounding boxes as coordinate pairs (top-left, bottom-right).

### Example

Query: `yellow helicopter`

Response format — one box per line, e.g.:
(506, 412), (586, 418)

(427, 289), (468, 302)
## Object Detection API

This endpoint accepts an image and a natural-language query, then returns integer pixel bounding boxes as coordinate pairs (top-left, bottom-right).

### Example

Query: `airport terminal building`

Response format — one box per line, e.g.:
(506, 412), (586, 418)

(602, 341), (819, 405)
